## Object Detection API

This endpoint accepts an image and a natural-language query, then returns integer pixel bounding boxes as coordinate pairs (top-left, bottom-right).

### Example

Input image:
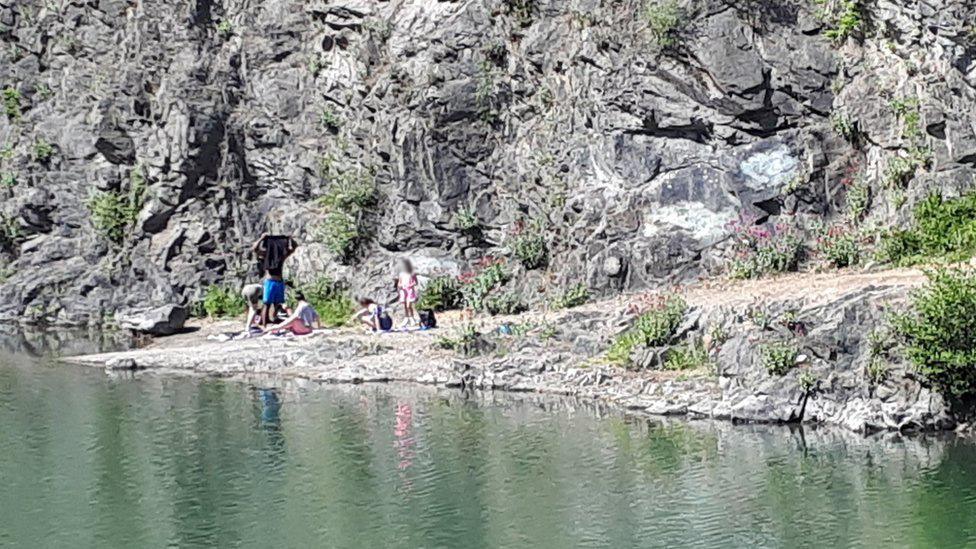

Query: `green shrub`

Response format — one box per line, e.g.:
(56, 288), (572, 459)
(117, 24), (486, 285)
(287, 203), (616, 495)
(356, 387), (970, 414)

(0, 172), (15, 187)
(88, 174), (146, 244)
(509, 220), (548, 270)
(199, 285), (244, 318)
(761, 342), (799, 376)
(845, 177), (870, 221)
(0, 215), (20, 250)
(607, 295), (687, 367)
(216, 20), (233, 36)
(645, 0), (683, 48)
(664, 339), (710, 371)
(461, 260), (511, 311)
(485, 292), (527, 316)
(33, 138), (53, 162)
(798, 370), (818, 393)
(298, 277), (355, 328)
(878, 192), (976, 265)
(830, 112), (857, 141)
(554, 283), (590, 309)
(2, 87), (20, 119)
(816, 224), (861, 268)
(316, 171), (376, 263)
(817, 0), (864, 42)
(891, 97), (922, 140)
(437, 323), (481, 356)
(866, 356), (888, 386)
(454, 207), (479, 233)
(417, 275), (463, 311)
(891, 268), (976, 400)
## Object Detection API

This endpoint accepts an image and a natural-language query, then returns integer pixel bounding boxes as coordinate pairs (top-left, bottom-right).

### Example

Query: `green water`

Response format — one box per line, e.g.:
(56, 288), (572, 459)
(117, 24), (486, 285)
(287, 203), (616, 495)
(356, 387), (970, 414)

(2, 339), (976, 548)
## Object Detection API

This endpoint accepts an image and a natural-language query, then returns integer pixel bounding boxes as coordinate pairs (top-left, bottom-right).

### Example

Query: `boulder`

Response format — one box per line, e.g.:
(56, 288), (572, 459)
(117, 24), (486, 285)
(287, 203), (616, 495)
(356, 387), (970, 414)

(115, 305), (187, 336)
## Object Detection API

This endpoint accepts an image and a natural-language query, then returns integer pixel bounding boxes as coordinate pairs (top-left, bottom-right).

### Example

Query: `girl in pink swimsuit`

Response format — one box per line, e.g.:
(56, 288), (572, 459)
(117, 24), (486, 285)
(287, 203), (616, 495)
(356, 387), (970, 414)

(396, 259), (419, 327)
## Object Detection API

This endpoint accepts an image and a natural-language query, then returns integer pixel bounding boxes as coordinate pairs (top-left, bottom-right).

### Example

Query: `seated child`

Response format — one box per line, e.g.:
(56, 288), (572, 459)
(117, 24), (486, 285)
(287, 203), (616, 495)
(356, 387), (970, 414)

(269, 291), (320, 336)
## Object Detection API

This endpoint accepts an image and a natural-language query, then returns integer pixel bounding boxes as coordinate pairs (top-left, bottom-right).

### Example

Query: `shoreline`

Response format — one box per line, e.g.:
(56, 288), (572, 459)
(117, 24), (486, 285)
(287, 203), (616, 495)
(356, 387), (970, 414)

(63, 267), (958, 435)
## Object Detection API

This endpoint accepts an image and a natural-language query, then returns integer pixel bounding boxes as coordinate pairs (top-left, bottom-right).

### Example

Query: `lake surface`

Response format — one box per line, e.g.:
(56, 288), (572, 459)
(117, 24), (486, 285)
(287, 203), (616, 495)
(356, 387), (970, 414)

(2, 333), (976, 548)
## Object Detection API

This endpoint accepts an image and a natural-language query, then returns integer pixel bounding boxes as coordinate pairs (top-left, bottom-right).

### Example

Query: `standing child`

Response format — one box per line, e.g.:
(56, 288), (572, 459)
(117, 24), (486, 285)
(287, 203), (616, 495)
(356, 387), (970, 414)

(395, 259), (419, 328)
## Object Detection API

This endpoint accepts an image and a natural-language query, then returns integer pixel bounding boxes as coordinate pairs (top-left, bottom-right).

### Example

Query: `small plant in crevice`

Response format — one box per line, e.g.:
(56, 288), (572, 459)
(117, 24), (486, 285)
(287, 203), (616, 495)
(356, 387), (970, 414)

(320, 107), (342, 131)
(816, 0), (865, 42)
(33, 138), (53, 163)
(417, 275), (463, 312)
(554, 283), (590, 310)
(0, 214), (21, 252)
(866, 356), (888, 386)
(2, 87), (21, 120)
(645, 0), (684, 49)
(216, 20), (233, 37)
(502, 0), (535, 26)
(726, 214), (804, 279)
(844, 176), (871, 221)
(508, 219), (549, 270)
(607, 294), (687, 367)
(890, 268), (976, 400)
(798, 370), (818, 394)
(830, 112), (857, 142)
(0, 172), (15, 188)
(816, 223), (861, 268)
(453, 207), (480, 234)
(760, 342), (799, 376)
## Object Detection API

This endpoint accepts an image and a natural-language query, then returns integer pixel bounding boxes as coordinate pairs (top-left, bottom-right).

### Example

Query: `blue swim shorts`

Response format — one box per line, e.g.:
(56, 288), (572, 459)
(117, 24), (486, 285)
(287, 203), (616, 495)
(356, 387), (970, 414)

(263, 279), (285, 305)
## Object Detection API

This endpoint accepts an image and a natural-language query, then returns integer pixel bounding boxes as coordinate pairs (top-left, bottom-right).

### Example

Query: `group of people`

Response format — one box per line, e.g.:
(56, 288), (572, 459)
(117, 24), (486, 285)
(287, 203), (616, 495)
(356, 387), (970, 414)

(239, 233), (424, 337)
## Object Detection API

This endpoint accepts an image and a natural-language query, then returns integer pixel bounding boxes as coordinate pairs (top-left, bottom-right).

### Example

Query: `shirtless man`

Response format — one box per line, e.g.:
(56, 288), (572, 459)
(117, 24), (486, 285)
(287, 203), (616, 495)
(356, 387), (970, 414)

(251, 232), (298, 326)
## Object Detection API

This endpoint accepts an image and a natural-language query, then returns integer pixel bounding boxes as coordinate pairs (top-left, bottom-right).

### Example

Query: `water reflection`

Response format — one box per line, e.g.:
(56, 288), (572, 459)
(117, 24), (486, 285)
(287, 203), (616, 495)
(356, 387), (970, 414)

(0, 347), (975, 547)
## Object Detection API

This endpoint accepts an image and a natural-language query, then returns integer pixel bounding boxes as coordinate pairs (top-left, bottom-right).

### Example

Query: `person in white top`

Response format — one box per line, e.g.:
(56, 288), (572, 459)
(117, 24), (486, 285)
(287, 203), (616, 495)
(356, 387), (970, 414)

(269, 291), (320, 335)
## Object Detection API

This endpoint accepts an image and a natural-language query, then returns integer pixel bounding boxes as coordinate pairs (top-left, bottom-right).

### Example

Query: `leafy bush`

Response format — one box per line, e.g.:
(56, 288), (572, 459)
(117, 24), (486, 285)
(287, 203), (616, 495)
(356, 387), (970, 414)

(607, 294), (687, 367)
(816, 224), (861, 268)
(830, 112), (857, 141)
(798, 370), (818, 393)
(884, 155), (917, 189)
(199, 285), (244, 318)
(316, 171), (375, 263)
(437, 323), (481, 356)
(554, 283), (590, 309)
(485, 292), (526, 316)
(844, 177), (871, 221)
(0, 172), (15, 187)
(33, 138), (53, 162)
(216, 20), (233, 36)
(891, 268), (976, 400)
(645, 0), (683, 49)
(88, 172), (146, 244)
(298, 277), (355, 328)
(878, 192), (976, 265)
(664, 339), (710, 371)
(726, 215), (804, 279)
(2, 87), (20, 119)
(460, 258), (511, 311)
(509, 220), (548, 270)
(761, 342), (799, 376)
(417, 275), (463, 312)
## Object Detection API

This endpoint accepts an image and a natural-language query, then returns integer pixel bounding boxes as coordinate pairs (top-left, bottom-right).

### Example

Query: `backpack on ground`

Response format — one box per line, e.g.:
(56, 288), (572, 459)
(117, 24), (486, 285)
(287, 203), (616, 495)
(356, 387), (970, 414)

(377, 307), (394, 332)
(419, 309), (437, 329)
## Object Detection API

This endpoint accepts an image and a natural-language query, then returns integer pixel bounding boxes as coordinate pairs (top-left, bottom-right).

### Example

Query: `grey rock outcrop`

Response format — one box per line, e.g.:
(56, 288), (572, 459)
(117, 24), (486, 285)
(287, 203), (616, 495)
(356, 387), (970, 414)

(115, 305), (187, 336)
(0, 0), (974, 324)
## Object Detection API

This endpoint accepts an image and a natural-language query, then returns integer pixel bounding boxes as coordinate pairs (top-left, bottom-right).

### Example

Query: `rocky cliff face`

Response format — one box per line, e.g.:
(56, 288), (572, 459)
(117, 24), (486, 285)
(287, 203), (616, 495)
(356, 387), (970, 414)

(0, 0), (974, 324)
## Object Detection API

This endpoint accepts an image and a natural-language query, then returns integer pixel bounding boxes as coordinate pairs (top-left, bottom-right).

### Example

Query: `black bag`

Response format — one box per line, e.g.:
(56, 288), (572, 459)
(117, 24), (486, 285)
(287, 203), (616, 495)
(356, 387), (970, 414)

(419, 309), (437, 329)
(378, 308), (394, 332)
